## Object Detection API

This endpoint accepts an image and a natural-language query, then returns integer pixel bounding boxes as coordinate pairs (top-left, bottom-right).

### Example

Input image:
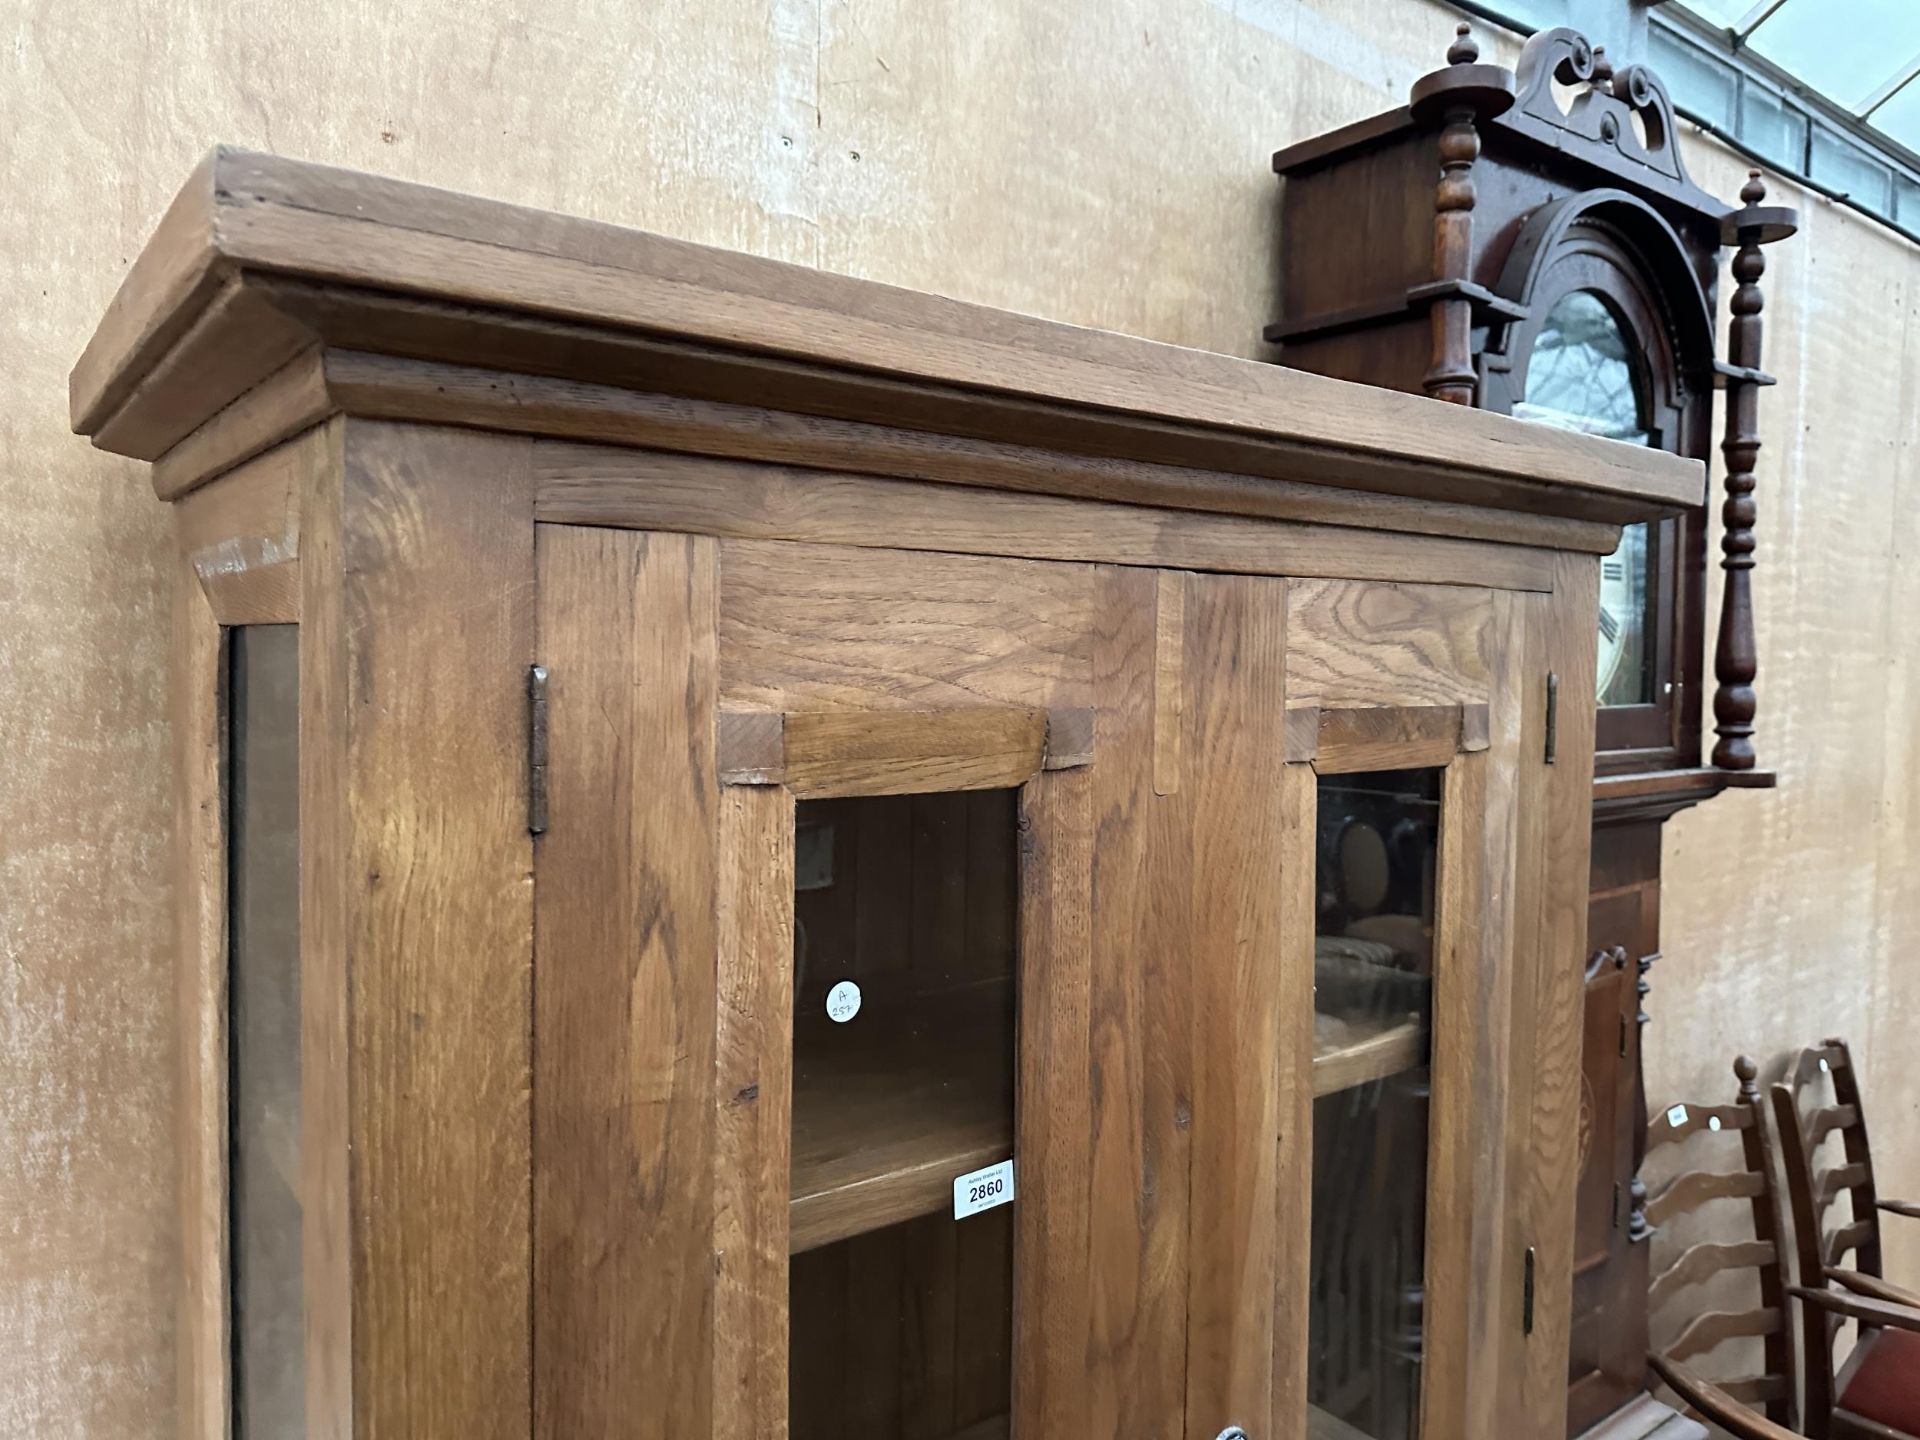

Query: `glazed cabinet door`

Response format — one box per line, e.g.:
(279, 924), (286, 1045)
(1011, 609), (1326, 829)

(529, 529), (1294, 1440)
(1278, 573), (1596, 1440)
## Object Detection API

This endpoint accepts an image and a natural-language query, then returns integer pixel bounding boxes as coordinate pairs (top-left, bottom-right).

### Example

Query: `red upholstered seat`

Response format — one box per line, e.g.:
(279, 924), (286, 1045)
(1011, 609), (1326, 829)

(1841, 1326), (1920, 1432)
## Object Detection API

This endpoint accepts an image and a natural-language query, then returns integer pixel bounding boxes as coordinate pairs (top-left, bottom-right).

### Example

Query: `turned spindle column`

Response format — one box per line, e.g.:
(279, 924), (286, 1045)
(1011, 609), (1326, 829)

(1711, 171), (1797, 771)
(1409, 24), (1514, 405)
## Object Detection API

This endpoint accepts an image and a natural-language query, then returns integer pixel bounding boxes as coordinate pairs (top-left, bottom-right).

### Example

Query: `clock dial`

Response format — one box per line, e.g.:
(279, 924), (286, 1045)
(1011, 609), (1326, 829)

(1513, 290), (1656, 707)
(1595, 523), (1651, 705)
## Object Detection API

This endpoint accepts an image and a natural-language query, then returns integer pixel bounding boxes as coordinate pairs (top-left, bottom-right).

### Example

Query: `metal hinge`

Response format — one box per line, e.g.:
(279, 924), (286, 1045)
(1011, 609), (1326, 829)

(1523, 1245), (1537, 1335)
(528, 664), (550, 835)
(1544, 672), (1559, 764)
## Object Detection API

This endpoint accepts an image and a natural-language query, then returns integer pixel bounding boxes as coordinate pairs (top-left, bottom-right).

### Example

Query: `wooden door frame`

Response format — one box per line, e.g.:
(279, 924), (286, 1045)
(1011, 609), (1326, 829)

(1270, 554), (1594, 1440)
(169, 427), (316, 1440)
(532, 529), (1298, 1439)
(1277, 682), (1522, 1440)
(713, 699), (1093, 1435)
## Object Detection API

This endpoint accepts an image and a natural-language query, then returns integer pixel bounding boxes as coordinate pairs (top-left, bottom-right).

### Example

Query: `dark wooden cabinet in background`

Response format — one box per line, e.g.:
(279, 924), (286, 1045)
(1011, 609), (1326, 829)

(1268, 23), (1795, 1436)
(77, 150), (1695, 1439)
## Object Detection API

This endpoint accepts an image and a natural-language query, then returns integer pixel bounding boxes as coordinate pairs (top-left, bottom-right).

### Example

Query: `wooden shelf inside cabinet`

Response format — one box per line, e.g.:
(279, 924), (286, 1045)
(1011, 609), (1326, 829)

(789, 993), (1014, 1254)
(1308, 1403), (1377, 1440)
(1311, 1014), (1427, 1099)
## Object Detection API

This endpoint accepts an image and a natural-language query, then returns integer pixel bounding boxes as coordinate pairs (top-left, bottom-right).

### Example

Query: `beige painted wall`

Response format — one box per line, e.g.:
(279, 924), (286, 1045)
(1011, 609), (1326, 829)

(1, 0), (1911, 1432)
(1652, 138), (1920, 1277)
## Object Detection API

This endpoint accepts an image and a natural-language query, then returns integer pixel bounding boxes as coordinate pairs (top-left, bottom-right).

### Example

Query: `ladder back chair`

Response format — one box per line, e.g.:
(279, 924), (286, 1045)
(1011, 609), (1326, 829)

(1643, 1056), (1800, 1438)
(1772, 1039), (1920, 1440)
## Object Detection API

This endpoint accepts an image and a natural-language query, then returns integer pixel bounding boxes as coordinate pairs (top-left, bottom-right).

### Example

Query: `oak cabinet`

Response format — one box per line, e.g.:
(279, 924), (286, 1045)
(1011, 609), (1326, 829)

(73, 151), (1697, 1440)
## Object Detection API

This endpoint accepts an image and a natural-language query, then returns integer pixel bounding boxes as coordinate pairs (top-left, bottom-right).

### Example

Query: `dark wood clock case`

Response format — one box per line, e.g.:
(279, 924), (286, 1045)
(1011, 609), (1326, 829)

(1267, 24), (1794, 1435)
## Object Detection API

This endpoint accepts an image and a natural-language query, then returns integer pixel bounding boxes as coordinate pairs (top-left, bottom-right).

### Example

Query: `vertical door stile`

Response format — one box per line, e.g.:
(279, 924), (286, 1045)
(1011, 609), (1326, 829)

(1182, 572), (1290, 1440)
(302, 423), (536, 1440)
(533, 526), (722, 1440)
(1423, 585), (1528, 1440)
(1272, 755), (1318, 1440)
(1422, 748), (1488, 1440)
(1082, 563), (1169, 1436)
(1517, 554), (1603, 1431)
(1013, 761), (1096, 1438)
(713, 783), (797, 1437)
(1472, 589), (1530, 1434)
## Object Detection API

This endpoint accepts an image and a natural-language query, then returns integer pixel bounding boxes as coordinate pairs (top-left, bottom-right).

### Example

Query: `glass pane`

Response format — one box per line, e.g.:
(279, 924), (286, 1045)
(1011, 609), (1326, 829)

(228, 625), (303, 1437)
(1598, 522), (1657, 708)
(1739, 83), (1810, 169)
(1514, 291), (1647, 444)
(1649, 27), (1737, 130)
(789, 790), (1017, 1440)
(1309, 769), (1441, 1440)
(1810, 126), (1894, 212)
(1897, 173), (1920, 229)
(1514, 291), (1659, 706)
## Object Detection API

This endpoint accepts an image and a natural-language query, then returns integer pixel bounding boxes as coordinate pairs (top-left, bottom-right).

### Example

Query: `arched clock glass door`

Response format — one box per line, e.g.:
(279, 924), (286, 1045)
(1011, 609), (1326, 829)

(1515, 289), (1656, 711)
(1498, 229), (1693, 762)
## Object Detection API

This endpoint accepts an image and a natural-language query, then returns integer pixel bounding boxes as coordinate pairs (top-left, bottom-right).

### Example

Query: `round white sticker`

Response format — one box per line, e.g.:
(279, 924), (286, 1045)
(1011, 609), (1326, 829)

(826, 980), (862, 1024)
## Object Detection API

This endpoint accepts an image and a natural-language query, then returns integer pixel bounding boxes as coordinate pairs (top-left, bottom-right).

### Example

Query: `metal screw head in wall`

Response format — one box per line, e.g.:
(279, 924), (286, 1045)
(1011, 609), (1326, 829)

(1216, 1429), (1251, 1440)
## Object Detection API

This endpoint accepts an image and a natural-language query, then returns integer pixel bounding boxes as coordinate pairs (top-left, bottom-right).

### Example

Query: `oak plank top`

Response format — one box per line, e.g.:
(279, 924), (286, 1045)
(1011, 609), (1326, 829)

(73, 147), (1702, 522)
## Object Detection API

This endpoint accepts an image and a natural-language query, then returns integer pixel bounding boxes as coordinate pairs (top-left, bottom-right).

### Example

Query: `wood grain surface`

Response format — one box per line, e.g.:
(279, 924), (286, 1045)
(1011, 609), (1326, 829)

(534, 443), (1563, 590)
(1178, 572), (1289, 1438)
(718, 540), (1100, 713)
(1286, 580), (1495, 711)
(170, 556), (229, 1440)
(173, 427), (314, 625)
(761, 707), (1048, 798)
(712, 784), (796, 1437)
(1514, 553), (1602, 1433)
(533, 526), (719, 1439)
(73, 149), (1702, 525)
(301, 422), (535, 1437)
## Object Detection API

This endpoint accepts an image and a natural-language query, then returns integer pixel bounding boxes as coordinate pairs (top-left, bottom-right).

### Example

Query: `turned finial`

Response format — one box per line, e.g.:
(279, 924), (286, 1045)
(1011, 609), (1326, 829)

(1411, 17), (1515, 405)
(1742, 168), (1767, 206)
(1591, 44), (1614, 89)
(1735, 1054), (1760, 1101)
